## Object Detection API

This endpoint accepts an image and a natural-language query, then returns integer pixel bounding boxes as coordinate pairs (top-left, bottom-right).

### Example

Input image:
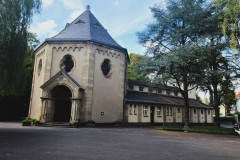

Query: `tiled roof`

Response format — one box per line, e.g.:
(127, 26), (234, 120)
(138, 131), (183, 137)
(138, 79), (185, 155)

(45, 8), (127, 52)
(128, 79), (179, 91)
(125, 90), (212, 109)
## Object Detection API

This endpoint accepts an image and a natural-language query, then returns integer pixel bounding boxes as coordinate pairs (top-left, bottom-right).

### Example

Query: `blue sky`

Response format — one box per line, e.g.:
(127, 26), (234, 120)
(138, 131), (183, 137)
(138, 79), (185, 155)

(30, 0), (166, 54)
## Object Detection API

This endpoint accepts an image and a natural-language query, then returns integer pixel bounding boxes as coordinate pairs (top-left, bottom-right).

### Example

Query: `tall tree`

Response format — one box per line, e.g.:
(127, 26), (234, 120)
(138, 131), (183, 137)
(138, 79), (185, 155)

(137, 0), (211, 128)
(0, 0), (41, 96)
(216, 0), (240, 78)
(128, 53), (149, 82)
(198, 2), (239, 126)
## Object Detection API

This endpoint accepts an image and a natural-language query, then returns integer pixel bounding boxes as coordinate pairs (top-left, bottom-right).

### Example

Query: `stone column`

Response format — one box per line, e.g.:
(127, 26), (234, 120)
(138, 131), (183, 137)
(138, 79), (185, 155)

(40, 98), (50, 123)
(173, 107), (176, 123)
(163, 106), (166, 123)
(70, 99), (81, 123)
(40, 98), (47, 123)
(138, 105), (142, 123)
(205, 109), (207, 123)
(189, 108), (192, 123)
(182, 107), (185, 123)
(197, 109), (200, 123)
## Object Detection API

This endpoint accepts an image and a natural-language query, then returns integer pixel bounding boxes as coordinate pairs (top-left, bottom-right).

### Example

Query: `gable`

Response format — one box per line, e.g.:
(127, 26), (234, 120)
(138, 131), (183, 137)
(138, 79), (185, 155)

(40, 70), (84, 90)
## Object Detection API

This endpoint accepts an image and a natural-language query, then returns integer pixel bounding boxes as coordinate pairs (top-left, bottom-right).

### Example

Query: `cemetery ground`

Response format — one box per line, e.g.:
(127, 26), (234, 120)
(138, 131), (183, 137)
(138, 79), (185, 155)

(0, 122), (239, 160)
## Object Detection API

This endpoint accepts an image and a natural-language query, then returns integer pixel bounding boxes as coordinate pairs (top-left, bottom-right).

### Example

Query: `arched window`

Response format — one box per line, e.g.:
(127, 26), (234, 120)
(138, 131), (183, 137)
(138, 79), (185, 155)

(60, 55), (74, 72)
(37, 59), (42, 76)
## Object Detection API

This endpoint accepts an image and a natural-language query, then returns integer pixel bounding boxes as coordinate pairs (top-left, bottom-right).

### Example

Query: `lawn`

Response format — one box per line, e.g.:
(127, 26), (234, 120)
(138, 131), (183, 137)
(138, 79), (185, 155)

(156, 126), (234, 135)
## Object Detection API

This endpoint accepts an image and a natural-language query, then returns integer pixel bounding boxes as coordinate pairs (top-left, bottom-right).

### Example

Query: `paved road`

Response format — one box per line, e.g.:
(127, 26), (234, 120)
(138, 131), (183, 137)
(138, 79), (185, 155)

(0, 122), (239, 160)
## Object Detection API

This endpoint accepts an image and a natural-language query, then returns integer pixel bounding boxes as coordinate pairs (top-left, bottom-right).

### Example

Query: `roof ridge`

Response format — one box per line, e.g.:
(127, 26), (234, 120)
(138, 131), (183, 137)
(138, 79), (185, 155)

(87, 10), (92, 43)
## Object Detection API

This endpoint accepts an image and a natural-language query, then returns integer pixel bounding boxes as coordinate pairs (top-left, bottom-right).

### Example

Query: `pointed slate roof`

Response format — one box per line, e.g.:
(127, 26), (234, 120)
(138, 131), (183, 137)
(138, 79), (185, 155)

(45, 7), (127, 52)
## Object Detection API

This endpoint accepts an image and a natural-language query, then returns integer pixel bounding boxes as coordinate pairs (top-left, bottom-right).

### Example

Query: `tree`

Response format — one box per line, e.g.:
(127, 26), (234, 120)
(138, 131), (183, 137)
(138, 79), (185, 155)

(197, 2), (240, 126)
(137, 0), (211, 128)
(216, 0), (240, 77)
(128, 53), (149, 82)
(196, 94), (203, 103)
(0, 0), (41, 96)
(220, 86), (236, 113)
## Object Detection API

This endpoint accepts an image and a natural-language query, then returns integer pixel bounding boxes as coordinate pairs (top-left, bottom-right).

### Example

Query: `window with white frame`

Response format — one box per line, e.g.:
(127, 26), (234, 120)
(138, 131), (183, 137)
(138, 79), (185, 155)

(208, 110), (210, 115)
(129, 104), (132, 115)
(133, 105), (137, 115)
(148, 87), (153, 93)
(158, 89), (162, 94)
(193, 109), (197, 114)
(166, 107), (172, 116)
(166, 91), (170, 95)
(177, 108), (181, 113)
(157, 107), (161, 117)
(139, 86), (144, 91)
(143, 106), (148, 117)
(129, 85), (134, 90)
(175, 92), (178, 96)
(201, 109), (203, 114)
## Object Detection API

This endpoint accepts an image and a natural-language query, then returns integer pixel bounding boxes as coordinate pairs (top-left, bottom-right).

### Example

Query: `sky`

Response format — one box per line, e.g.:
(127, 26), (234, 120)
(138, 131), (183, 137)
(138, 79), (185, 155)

(30, 0), (166, 54)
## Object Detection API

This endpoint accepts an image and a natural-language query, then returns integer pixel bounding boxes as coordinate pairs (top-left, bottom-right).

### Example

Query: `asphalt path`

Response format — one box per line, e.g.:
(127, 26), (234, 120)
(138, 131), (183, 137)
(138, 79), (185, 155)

(0, 122), (239, 160)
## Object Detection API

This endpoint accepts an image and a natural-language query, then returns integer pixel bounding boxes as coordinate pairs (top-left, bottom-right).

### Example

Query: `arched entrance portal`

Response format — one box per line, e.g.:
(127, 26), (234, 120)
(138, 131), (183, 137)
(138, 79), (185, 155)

(50, 85), (72, 122)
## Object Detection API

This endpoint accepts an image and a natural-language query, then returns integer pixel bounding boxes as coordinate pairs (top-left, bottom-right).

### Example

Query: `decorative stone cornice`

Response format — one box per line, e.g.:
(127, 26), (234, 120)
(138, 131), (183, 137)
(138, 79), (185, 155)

(96, 49), (121, 59)
(52, 46), (83, 52)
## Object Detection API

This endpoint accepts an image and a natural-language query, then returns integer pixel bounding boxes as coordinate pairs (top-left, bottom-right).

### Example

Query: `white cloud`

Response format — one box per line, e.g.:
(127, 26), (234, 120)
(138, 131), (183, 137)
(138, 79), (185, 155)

(109, 9), (152, 38)
(68, 10), (83, 22)
(29, 20), (57, 38)
(42, 0), (55, 8)
(61, 0), (85, 23)
(62, 0), (85, 10)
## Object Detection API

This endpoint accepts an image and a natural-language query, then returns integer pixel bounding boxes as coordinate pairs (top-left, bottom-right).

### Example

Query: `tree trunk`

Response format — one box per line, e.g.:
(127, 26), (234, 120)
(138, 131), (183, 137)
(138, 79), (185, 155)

(213, 83), (220, 127)
(183, 75), (190, 129)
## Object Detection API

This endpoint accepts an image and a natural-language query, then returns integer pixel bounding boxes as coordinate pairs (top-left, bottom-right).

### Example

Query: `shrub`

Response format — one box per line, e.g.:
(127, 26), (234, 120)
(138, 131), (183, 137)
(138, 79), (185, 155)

(70, 121), (79, 128)
(22, 117), (40, 126)
(219, 117), (235, 124)
(22, 117), (32, 126)
(85, 120), (95, 127)
(113, 120), (123, 126)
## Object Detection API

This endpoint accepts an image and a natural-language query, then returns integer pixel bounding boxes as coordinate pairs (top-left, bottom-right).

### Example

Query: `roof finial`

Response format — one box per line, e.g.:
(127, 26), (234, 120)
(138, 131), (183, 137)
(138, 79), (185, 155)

(86, 5), (90, 10)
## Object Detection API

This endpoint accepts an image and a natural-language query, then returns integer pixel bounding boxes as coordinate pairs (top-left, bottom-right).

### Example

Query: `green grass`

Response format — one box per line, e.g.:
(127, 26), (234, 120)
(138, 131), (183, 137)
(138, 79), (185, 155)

(187, 126), (233, 135)
(156, 126), (234, 135)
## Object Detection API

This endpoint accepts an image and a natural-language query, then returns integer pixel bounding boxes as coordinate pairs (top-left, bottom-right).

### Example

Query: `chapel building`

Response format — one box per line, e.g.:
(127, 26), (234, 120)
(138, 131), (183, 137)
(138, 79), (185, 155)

(29, 7), (213, 124)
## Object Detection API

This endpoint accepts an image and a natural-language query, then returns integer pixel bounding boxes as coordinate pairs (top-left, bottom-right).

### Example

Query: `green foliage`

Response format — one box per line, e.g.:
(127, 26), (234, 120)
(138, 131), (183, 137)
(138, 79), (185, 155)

(218, 0), (240, 49)
(156, 126), (233, 135)
(113, 120), (124, 126)
(220, 117), (235, 124)
(22, 117), (40, 126)
(70, 121), (79, 128)
(137, 0), (213, 127)
(220, 88), (236, 112)
(128, 53), (149, 82)
(0, 0), (41, 96)
(84, 120), (96, 127)
(216, 0), (240, 76)
(196, 94), (202, 103)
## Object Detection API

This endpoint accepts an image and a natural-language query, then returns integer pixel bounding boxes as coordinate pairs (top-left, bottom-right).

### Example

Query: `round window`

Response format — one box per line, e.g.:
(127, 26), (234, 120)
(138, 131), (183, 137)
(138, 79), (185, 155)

(60, 55), (74, 72)
(101, 59), (112, 78)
